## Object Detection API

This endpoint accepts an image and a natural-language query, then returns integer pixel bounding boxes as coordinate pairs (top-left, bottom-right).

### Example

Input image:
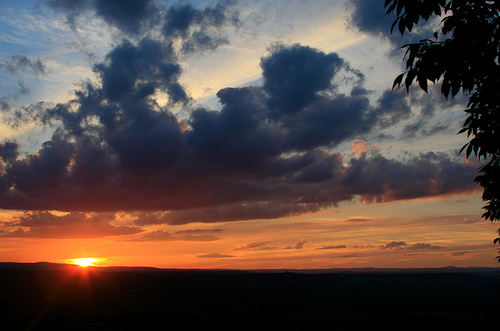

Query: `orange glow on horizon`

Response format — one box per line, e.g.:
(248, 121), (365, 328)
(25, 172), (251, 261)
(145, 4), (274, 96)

(73, 258), (99, 267)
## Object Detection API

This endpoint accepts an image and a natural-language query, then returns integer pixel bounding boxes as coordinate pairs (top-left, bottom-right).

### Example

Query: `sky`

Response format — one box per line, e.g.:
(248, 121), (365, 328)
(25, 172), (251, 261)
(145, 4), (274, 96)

(0, 0), (498, 270)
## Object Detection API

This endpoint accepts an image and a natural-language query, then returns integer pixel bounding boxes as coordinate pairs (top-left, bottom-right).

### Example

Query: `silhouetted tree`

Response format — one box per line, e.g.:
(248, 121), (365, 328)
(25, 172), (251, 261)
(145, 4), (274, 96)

(385, 0), (500, 260)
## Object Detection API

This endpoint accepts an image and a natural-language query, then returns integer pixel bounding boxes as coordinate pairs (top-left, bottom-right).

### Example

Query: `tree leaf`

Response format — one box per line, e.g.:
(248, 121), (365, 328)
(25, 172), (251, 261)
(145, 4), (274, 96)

(392, 73), (405, 89)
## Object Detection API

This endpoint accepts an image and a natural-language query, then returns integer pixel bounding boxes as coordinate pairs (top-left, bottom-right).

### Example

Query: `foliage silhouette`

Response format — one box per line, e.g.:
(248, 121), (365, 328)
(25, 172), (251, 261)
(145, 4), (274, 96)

(384, 0), (500, 260)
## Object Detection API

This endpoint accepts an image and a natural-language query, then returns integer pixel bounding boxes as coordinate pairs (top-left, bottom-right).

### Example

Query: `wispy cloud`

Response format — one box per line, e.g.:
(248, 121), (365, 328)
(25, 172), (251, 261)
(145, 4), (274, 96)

(315, 244), (347, 250)
(233, 241), (277, 251)
(124, 228), (222, 242)
(197, 252), (234, 258)
(379, 241), (445, 251)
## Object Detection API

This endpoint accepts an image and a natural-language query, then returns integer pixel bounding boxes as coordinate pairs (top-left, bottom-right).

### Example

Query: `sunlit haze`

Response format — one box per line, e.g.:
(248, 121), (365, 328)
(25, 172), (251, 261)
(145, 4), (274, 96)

(73, 258), (99, 267)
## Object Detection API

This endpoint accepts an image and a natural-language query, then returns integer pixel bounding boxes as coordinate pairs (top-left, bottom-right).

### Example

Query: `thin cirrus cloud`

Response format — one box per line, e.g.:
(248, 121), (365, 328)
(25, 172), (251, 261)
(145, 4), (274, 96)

(197, 252), (235, 259)
(124, 228), (223, 242)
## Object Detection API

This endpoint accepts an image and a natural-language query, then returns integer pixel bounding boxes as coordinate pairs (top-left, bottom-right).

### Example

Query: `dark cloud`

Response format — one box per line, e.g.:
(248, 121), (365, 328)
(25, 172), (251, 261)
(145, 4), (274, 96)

(368, 85), (467, 141)
(346, 0), (436, 57)
(39, 0), (238, 39)
(261, 43), (346, 118)
(39, 0), (158, 34)
(163, 2), (239, 54)
(0, 54), (47, 76)
(379, 241), (444, 250)
(94, 0), (158, 35)
(379, 241), (407, 250)
(283, 239), (308, 250)
(1, 211), (142, 238)
(346, 0), (395, 39)
(315, 245), (347, 250)
(93, 37), (187, 104)
(0, 99), (9, 112)
(370, 89), (412, 127)
(0, 141), (19, 162)
(407, 243), (444, 250)
(401, 118), (453, 140)
(342, 151), (479, 204)
(347, 1), (469, 139)
(0, 54), (47, 101)
(0, 41), (479, 224)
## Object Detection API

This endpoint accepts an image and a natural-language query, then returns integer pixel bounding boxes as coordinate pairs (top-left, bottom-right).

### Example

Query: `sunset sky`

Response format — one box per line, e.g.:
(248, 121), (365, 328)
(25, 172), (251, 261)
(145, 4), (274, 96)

(0, 0), (498, 270)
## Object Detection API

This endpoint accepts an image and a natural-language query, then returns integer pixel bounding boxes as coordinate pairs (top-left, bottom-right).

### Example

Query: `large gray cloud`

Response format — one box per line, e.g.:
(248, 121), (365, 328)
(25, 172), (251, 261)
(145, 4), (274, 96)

(0, 1), (480, 225)
(0, 40), (479, 224)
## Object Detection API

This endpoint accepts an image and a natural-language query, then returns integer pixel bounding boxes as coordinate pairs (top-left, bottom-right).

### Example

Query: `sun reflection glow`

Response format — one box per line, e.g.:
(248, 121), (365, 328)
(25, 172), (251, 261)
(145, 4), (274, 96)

(73, 258), (99, 267)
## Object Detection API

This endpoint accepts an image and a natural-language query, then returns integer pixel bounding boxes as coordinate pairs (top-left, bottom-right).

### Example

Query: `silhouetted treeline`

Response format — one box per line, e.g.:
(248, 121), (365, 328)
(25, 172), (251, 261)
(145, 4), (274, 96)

(1, 266), (499, 330)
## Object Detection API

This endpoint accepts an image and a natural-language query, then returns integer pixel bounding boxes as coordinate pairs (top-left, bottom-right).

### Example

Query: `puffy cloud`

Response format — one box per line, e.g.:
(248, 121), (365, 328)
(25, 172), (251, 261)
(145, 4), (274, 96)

(261, 43), (345, 118)
(94, 38), (187, 104)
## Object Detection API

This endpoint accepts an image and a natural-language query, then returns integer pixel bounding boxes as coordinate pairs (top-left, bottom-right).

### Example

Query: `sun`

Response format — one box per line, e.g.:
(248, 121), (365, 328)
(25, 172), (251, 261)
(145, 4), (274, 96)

(73, 258), (99, 267)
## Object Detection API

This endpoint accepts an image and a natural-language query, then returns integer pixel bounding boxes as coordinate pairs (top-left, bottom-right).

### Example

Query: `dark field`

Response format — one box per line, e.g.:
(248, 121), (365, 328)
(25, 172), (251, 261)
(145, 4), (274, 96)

(1, 263), (500, 330)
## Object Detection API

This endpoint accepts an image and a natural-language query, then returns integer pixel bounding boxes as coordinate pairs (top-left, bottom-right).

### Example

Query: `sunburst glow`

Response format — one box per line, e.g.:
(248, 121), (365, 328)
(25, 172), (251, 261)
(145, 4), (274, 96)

(73, 258), (99, 267)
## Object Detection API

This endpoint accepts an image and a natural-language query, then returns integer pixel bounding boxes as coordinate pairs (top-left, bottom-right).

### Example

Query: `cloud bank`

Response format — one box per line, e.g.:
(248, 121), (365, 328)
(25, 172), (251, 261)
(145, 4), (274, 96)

(0, 1), (479, 228)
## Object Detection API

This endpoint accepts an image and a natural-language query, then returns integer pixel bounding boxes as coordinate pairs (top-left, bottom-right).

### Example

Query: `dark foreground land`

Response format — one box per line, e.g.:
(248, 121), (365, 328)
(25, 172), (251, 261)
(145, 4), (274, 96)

(1, 263), (500, 330)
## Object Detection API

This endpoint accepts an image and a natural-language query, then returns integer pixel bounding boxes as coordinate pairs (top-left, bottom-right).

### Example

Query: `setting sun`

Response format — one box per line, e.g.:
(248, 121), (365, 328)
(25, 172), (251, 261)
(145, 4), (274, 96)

(73, 258), (99, 267)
